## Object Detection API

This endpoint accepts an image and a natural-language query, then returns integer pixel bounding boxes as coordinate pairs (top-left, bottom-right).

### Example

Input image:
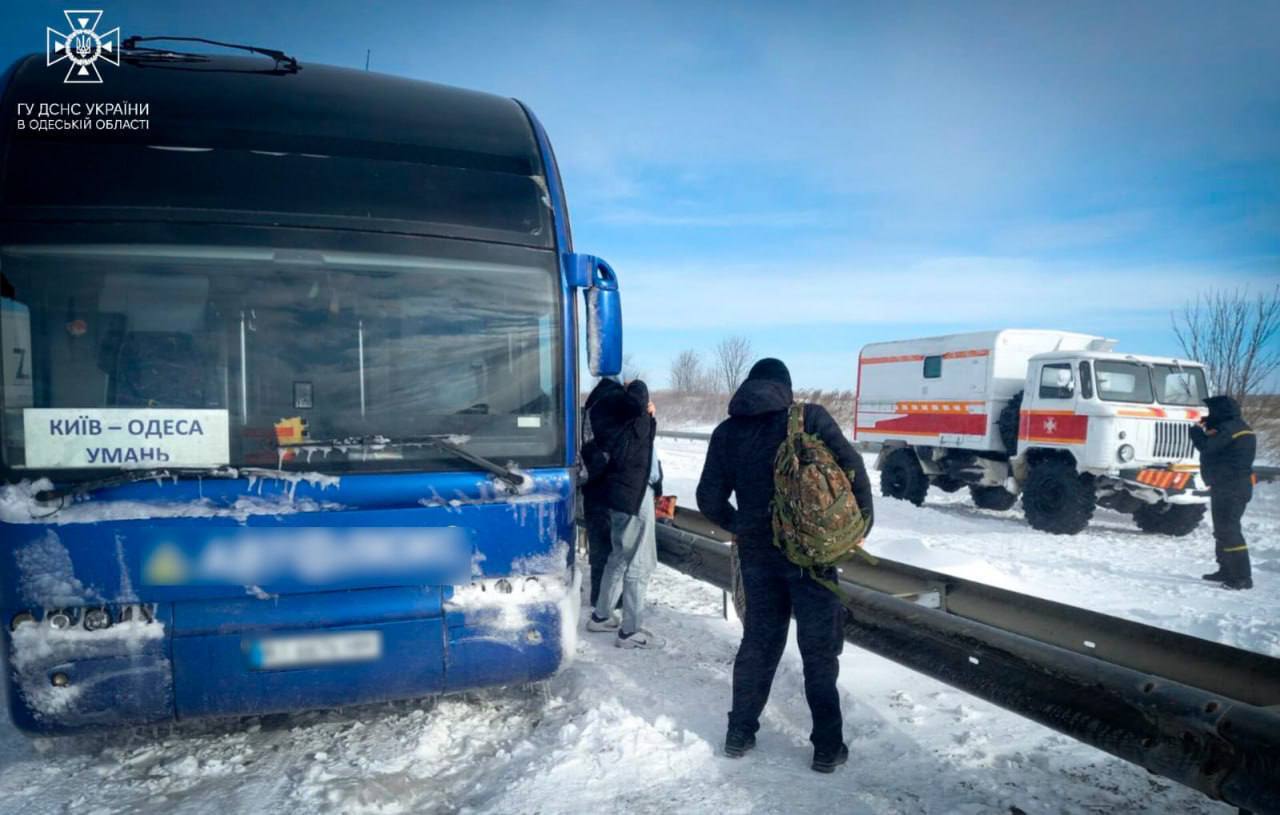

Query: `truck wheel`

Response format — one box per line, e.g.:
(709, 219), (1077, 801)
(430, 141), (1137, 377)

(997, 391), (1023, 457)
(881, 448), (928, 506)
(970, 485), (1017, 511)
(1132, 503), (1206, 537)
(1021, 459), (1095, 535)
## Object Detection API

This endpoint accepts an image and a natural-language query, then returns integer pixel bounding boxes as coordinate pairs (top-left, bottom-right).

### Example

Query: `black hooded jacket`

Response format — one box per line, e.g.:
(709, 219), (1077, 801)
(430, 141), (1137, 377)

(696, 370), (873, 556)
(1190, 396), (1256, 489)
(581, 378), (624, 510)
(586, 381), (656, 516)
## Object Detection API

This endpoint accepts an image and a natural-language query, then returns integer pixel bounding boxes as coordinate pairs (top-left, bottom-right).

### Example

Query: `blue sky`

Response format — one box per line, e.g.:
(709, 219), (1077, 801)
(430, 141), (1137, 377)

(4, 1), (1278, 389)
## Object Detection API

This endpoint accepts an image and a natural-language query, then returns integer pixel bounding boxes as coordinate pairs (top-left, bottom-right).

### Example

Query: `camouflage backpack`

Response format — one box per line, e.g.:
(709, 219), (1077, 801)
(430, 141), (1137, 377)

(771, 404), (868, 567)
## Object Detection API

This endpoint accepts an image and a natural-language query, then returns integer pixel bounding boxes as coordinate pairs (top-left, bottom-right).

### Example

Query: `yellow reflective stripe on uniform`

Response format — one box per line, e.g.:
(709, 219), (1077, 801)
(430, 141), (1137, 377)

(1222, 545), (1249, 552)
(1231, 430), (1255, 439)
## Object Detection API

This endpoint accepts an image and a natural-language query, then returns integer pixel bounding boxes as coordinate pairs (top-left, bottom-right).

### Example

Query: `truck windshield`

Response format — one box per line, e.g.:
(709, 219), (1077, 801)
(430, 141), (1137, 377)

(1151, 364), (1209, 407)
(0, 244), (562, 476)
(1094, 361), (1155, 404)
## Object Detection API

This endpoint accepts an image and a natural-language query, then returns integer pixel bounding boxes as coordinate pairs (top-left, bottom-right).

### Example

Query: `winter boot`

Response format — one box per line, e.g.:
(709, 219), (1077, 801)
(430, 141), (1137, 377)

(1222, 577), (1253, 590)
(723, 730), (756, 758)
(1201, 570), (1228, 582)
(811, 743), (849, 774)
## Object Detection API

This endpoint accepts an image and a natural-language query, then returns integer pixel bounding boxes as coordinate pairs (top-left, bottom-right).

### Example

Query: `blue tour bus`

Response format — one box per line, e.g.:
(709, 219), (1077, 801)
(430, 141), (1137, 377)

(0, 42), (622, 732)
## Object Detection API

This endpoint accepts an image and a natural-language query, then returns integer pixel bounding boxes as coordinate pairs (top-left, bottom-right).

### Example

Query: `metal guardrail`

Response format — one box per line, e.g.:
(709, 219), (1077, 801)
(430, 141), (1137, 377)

(655, 509), (1280, 814)
(655, 430), (713, 441)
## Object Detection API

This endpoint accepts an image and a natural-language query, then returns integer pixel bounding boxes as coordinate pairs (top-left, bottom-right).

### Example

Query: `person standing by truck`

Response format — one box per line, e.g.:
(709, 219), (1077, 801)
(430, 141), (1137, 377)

(1191, 395), (1256, 591)
(696, 358), (873, 773)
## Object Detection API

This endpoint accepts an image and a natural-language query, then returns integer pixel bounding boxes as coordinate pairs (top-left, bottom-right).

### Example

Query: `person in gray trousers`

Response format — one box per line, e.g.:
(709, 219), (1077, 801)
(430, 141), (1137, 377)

(585, 380), (663, 648)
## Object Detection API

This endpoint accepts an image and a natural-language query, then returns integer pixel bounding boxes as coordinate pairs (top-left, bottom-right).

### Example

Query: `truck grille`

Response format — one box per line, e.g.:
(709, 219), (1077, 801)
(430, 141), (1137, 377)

(1153, 421), (1195, 459)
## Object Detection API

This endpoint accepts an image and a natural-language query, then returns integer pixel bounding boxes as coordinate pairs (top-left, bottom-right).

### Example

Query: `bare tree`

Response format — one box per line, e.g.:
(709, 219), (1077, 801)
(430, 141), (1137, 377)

(713, 336), (753, 394)
(696, 370), (719, 394)
(1172, 286), (1280, 405)
(669, 349), (703, 394)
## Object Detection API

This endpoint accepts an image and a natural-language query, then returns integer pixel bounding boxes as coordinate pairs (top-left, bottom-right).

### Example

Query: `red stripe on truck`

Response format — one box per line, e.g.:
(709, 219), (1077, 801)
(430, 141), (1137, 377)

(1018, 410), (1089, 444)
(857, 412), (989, 438)
(860, 348), (991, 365)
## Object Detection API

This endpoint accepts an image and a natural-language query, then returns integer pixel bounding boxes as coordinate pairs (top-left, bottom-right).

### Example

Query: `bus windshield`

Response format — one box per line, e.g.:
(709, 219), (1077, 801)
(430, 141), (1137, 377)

(1152, 364), (1209, 406)
(0, 244), (562, 476)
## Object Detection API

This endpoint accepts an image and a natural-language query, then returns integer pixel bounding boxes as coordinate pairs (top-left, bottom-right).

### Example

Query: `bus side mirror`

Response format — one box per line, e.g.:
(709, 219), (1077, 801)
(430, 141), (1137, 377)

(567, 254), (623, 378)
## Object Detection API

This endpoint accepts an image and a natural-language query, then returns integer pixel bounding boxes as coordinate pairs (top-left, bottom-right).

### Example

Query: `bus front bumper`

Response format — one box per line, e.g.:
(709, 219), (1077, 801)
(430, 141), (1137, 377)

(4, 567), (579, 734)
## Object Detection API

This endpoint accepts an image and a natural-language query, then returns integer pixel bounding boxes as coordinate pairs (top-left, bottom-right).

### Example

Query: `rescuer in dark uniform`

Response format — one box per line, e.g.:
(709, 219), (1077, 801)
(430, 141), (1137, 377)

(1190, 395), (1256, 591)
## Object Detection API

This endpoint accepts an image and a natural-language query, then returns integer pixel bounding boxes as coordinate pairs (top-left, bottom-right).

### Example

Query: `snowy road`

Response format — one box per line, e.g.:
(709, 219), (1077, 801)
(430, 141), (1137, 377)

(0, 437), (1273, 814)
(658, 438), (1280, 658)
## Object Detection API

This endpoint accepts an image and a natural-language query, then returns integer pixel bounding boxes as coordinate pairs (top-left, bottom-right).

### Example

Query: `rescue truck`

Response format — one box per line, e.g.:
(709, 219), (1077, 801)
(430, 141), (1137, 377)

(854, 330), (1210, 535)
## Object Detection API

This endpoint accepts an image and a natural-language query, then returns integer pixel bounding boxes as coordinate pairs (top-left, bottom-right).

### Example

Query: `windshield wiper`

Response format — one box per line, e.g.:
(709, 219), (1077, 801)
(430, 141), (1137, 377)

(35, 467), (243, 502)
(285, 434), (527, 489)
(122, 36), (299, 72)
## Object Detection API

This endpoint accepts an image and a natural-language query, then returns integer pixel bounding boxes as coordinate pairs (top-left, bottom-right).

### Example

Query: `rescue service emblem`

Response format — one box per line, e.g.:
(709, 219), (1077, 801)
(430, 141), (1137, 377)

(46, 10), (120, 84)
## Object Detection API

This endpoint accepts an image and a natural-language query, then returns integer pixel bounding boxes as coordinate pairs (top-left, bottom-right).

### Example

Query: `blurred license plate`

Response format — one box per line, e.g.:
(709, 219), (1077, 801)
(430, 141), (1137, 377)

(249, 631), (382, 670)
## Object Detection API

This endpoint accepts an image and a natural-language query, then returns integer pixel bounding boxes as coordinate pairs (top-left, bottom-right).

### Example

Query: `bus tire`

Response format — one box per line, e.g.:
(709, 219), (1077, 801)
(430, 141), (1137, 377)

(1021, 459), (1095, 535)
(881, 448), (928, 506)
(1132, 503), (1205, 537)
(970, 485), (1017, 511)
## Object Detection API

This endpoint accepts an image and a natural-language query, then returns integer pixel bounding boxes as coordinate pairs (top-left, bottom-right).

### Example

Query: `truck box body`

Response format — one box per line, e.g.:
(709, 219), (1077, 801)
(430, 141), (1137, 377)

(855, 329), (1108, 452)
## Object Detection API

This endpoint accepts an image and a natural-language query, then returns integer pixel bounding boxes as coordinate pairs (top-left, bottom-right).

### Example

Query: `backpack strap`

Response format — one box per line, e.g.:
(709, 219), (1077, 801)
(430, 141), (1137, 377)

(787, 403), (805, 436)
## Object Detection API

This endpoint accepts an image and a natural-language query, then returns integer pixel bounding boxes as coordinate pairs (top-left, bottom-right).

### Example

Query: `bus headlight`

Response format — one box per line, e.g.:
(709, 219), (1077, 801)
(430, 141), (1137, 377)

(1117, 444), (1135, 463)
(48, 610), (73, 630)
(83, 608), (112, 631)
(9, 611), (35, 631)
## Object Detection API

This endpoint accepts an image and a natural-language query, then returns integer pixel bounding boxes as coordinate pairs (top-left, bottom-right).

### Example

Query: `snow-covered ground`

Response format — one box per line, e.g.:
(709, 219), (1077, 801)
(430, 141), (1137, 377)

(0, 437), (1273, 814)
(658, 438), (1280, 658)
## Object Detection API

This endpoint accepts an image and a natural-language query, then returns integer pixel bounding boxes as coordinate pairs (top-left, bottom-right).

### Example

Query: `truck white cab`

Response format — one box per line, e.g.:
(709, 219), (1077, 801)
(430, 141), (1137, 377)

(854, 329), (1209, 535)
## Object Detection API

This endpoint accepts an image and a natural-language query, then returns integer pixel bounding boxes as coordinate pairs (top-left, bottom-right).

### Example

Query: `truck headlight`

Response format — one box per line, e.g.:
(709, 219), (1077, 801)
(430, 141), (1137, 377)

(1117, 444), (1135, 463)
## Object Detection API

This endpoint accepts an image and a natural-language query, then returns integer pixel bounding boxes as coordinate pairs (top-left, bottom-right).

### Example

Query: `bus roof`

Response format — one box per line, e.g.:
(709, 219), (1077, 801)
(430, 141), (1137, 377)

(1, 51), (555, 247)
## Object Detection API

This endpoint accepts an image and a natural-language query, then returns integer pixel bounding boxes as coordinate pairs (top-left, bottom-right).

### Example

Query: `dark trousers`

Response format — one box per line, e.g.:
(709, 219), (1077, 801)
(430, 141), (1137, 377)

(1210, 480), (1253, 581)
(728, 544), (845, 753)
(584, 502), (613, 607)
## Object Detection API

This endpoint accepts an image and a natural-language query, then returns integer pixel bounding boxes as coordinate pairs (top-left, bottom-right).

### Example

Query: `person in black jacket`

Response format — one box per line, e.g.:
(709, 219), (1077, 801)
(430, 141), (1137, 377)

(1190, 395), (1256, 590)
(696, 358), (873, 773)
(582, 377), (625, 606)
(586, 379), (663, 648)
